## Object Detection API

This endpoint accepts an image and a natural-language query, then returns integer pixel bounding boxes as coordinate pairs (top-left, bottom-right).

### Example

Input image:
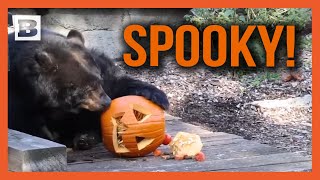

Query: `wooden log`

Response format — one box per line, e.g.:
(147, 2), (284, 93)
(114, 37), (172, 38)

(8, 129), (67, 172)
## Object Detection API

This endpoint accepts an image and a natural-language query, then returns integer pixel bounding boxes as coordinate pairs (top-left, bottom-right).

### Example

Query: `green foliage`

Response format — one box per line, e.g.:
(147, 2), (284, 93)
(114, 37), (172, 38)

(184, 8), (311, 66)
(185, 8), (311, 31)
(241, 71), (280, 87)
(298, 35), (312, 51)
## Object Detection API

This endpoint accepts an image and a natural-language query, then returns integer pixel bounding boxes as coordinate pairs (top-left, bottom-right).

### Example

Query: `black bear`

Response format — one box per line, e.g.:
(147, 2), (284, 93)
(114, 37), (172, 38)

(9, 29), (169, 149)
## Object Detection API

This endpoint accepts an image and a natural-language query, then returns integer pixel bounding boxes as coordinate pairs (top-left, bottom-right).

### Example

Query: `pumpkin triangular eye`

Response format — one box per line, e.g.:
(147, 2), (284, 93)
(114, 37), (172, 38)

(133, 109), (147, 121)
(136, 136), (145, 143)
(113, 112), (125, 121)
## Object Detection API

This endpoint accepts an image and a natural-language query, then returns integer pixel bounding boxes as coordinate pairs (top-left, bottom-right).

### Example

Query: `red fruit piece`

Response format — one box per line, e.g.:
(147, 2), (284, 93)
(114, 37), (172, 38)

(195, 152), (205, 162)
(153, 149), (162, 157)
(162, 134), (172, 145)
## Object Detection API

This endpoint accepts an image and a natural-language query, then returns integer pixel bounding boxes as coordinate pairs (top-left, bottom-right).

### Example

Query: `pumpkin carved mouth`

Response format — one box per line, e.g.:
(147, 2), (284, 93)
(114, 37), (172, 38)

(111, 112), (130, 153)
(111, 106), (155, 153)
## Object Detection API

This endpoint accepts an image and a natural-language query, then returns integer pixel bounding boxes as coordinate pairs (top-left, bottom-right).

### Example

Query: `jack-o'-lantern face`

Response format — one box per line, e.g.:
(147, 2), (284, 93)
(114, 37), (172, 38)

(101, 96), (165, 157)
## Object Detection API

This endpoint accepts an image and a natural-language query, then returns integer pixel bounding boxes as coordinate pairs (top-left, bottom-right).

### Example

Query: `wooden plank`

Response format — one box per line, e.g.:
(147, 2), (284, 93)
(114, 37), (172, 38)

(67, 140), (284, 171)
(166, 121), (242, 138)
(67, 132), (244, 161)
(68, 153), (310, 172)
(66, 120), (311, 172)
(165, 113), (181, 121)
(200, 134), (242, 141)
(218, 161), (311, 172)
(8, 129), (67, 172)
(67, 139), (245, 163)
(152, 153), (311, 172)
(67, 134), (246, 163)
(166, 121), (211, 133)
(166, 121), (243, 140)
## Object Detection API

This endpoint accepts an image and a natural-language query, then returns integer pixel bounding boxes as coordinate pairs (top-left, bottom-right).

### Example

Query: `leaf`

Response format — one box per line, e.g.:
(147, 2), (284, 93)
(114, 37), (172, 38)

(239, 15), (246, 22)
(224, 9), (235, 17)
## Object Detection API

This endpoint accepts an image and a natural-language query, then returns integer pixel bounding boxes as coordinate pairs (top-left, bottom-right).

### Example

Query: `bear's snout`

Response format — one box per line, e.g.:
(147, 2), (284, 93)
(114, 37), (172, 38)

(80, 86), (111, 111)
(100, 93), (112, 109)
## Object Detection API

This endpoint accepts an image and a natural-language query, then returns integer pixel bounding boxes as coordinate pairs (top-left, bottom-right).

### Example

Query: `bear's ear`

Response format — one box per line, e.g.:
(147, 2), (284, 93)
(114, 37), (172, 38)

(35, 51), (54, 69)
(67, 29), (85, 46)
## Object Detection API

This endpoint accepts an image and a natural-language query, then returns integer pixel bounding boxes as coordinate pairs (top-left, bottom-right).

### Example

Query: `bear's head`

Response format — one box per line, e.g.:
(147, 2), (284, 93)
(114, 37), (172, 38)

(33, 30), (110, 113)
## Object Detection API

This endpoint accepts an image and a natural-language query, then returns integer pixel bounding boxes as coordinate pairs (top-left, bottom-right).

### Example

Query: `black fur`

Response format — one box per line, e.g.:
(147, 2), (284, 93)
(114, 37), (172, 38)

(9, 29), (169, 149)
(91, 49), (169, 109)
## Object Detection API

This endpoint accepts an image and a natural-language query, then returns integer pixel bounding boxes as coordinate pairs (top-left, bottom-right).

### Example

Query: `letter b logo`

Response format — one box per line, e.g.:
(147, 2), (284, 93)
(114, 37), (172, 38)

(14, 15), (41, 41)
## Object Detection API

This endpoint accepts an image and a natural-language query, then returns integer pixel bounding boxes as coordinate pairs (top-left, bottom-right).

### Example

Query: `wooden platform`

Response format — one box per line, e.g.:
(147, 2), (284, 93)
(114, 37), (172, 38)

(8, 129), (66, 172)
(67, 119), (311, 172)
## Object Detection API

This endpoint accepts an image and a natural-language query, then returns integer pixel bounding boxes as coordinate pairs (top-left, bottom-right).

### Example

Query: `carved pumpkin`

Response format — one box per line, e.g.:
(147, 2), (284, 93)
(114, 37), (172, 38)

(101, 96), (165, 157)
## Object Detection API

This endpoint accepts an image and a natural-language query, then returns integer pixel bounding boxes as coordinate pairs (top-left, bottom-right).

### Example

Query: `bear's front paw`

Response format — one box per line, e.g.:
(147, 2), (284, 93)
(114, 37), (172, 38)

(73, 132), (100, 150)
(137, 88), (170, 110)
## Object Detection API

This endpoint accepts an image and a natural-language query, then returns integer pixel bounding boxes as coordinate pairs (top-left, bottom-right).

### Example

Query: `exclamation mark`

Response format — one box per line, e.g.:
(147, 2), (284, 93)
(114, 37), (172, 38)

(287, 26), (295, 67)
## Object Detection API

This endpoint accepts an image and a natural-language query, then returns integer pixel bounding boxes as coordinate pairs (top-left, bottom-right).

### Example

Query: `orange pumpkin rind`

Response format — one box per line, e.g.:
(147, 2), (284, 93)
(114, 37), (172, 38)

(101, 96), (165, 157)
